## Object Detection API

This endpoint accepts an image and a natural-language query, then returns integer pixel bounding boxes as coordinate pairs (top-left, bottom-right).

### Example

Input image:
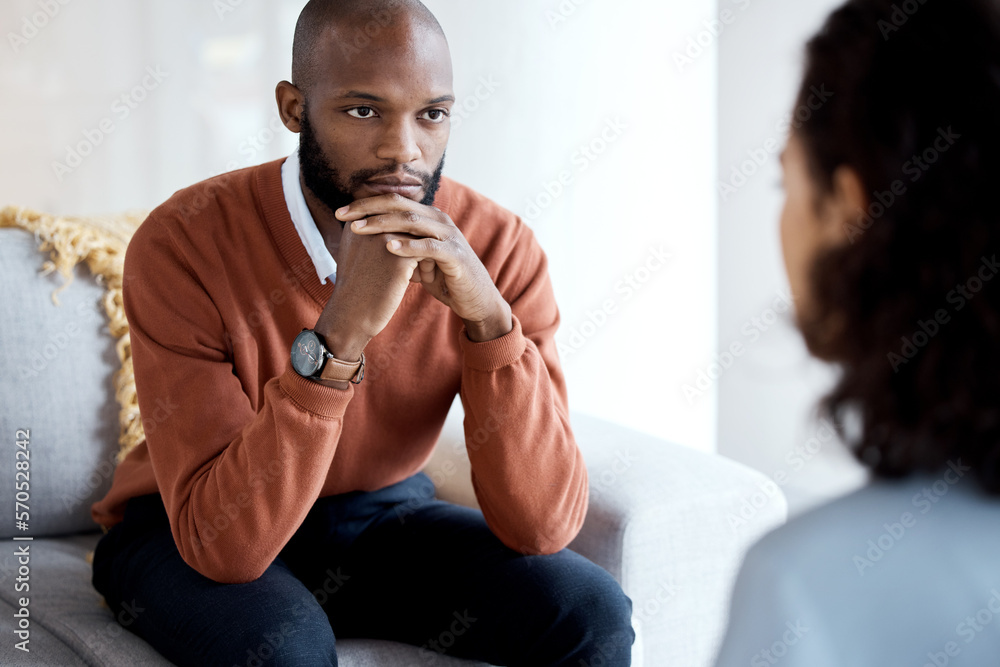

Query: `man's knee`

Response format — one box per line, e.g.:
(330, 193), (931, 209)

(576, 627), (634, 667)
(521, 555), (635, 663)
(576, 570), (634, 637)
(520, 553), (632, 626)
(552, 559), (635, 654)
(233, 606), (337, 667)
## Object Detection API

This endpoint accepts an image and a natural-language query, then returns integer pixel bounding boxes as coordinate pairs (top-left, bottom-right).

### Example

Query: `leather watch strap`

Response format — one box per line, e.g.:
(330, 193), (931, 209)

(319, 351), (365, 384)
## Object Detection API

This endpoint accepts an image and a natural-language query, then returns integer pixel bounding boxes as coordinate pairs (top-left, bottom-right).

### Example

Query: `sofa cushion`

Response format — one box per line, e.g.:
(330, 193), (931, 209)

(0, 534), (496, 666)
(0, 228), (122, 537)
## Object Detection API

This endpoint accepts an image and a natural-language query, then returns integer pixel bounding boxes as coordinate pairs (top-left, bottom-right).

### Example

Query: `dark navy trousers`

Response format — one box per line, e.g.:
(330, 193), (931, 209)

(92, 472), (634, 666)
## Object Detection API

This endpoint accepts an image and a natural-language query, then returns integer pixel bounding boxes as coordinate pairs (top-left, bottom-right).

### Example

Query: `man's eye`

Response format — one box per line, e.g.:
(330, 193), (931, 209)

(347, 107), (377, 119)
(421, 109), (449, 123)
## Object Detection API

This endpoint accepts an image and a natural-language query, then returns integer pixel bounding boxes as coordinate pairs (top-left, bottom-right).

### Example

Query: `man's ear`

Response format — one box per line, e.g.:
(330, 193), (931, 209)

(275, 81), (304, 133)
(825, 165), (868, 243)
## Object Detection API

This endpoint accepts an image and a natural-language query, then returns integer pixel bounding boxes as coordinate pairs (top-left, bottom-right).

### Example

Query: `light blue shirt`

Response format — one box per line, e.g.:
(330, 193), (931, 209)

(714, 470), (1000, 666)
(281, 147), (338, 285)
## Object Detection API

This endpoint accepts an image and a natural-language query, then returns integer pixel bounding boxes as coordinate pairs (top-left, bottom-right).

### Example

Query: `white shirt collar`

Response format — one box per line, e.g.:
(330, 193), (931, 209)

(281, 147), (338, 285)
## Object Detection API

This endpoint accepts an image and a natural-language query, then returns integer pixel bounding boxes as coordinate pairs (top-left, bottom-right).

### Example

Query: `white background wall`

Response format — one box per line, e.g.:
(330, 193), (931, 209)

(717, 0), (867, 513)
(0, 0), (718, 454)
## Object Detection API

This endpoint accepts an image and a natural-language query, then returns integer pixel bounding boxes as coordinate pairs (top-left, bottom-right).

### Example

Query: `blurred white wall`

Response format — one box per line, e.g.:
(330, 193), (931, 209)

(717, 0), (868, 515)
(0, 1), (718, 453)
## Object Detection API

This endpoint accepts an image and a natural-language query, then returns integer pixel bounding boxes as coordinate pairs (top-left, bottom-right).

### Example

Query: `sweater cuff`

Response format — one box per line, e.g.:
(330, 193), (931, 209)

(278, 367), (355, 418)
(459, 315), (527, 372)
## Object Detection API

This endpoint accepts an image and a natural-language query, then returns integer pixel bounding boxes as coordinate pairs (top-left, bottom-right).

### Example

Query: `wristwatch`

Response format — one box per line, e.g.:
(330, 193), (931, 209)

(290, 329), (365, 384)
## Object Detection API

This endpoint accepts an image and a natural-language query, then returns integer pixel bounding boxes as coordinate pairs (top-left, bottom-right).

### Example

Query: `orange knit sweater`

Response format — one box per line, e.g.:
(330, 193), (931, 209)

(90, 159), (587, 583)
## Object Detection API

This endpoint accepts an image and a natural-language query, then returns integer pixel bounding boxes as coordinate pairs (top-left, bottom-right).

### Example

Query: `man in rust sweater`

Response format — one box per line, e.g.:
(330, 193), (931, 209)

(90, 0), (633, 665)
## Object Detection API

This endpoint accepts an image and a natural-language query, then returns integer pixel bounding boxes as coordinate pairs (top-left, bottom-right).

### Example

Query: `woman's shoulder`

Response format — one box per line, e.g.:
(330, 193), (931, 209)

(716, 469), (1000, 666)
(745, 468), (1000, 588)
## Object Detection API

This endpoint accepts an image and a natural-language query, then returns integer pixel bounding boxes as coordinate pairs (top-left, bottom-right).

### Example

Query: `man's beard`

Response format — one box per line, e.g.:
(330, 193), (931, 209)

(298, 105), (445, 220)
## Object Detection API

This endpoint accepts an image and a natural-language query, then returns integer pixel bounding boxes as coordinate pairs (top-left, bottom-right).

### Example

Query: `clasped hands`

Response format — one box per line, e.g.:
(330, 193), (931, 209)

(334, 194), (512, 344)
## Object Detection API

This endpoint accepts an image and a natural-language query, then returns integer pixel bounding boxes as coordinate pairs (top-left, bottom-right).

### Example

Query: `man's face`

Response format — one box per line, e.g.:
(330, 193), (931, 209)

(296, 15), (454, 215)
(299, 104), (444, 214)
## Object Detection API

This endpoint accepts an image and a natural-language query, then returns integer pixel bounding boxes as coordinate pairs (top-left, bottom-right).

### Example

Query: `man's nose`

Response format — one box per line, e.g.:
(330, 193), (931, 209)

(376, 118), (421, 164)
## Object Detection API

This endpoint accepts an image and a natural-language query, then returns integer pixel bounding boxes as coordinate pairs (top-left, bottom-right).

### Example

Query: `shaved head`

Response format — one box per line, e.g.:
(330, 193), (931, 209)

(292, 0), (445, 93)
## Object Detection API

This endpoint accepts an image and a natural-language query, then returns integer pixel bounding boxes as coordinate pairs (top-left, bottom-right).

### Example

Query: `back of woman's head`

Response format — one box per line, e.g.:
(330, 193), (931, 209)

(793, 0), (1000, 489)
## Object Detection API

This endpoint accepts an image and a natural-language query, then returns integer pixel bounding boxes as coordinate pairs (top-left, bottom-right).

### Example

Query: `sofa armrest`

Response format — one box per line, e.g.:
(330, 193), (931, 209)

(422, 402), (787, 667)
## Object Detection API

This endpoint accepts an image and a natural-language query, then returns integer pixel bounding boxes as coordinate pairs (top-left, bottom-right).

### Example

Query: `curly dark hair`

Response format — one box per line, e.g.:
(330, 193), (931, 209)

(794, 0), (1000, 490)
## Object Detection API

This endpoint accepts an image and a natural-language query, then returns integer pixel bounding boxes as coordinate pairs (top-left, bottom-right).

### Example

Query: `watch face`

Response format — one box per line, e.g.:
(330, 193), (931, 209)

(291, 330), (324, 377)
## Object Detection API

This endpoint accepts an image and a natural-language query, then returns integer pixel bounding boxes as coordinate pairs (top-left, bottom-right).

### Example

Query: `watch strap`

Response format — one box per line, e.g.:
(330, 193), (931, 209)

(319, 351), (365, 384)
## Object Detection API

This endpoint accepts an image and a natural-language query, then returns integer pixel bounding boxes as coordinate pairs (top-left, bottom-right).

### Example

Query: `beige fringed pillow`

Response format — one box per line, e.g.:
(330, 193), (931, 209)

(0, 206), (148, 464)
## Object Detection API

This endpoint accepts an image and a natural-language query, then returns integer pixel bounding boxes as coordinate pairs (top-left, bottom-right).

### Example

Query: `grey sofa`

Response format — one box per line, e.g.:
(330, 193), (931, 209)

(0, 225), (787, 666)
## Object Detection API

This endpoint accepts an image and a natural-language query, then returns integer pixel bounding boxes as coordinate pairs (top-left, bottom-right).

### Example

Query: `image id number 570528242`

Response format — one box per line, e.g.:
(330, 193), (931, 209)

(13, 428), (32, 653)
